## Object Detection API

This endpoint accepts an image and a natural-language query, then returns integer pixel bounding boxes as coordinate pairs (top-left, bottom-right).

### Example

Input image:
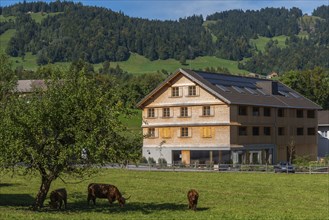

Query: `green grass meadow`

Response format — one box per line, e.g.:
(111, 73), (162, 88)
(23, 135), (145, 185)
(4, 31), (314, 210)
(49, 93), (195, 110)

(250, 35), (288, 52)
(0, 169), (328, 220)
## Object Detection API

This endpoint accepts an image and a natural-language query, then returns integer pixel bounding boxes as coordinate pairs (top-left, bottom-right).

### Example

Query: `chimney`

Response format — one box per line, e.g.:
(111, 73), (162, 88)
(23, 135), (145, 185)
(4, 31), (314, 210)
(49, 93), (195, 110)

(256, 81), (278, 95)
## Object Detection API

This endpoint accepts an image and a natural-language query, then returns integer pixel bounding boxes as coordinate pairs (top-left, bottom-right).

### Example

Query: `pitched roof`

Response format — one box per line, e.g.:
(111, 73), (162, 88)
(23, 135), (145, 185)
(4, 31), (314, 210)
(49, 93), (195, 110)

(318, 110), (329, 125)
(16, 80), (46, 93)
(137, 68), (322, 110)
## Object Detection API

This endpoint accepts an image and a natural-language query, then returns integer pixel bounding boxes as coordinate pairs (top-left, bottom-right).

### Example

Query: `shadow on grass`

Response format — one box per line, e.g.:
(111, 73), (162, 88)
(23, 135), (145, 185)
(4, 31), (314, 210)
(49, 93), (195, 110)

(0, 183), (17, 187)
(68, 200), (209, 214)
(0, 194), (34, 207)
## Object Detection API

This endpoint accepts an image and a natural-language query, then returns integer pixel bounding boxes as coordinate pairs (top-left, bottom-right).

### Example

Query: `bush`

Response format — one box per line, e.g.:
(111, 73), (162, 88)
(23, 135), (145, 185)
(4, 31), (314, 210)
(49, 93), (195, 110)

(158, 158), (167, 168)
(293, 155), (311, 166)
(139, 156), (148, 164)
(148, 157), (156, 166)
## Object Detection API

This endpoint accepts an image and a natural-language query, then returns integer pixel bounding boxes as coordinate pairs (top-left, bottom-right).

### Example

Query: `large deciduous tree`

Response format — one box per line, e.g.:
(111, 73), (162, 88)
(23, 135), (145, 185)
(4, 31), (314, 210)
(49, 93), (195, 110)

(0, 61), (138, 210)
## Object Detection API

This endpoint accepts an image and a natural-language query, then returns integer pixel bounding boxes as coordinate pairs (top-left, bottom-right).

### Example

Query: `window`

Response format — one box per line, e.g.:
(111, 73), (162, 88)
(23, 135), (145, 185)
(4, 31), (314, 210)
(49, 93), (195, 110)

(181, 127), (189, 137)
(297, 127), (304, 136)
(180, 107), (188, 117)
(147, 108), (155, 118)
(264, 127), (271, 136)
(278, 127), (285, 136)
(238, 106), (248, 116)
(148, 128), (155, 138)
(171, 87), (180, 97)
(307, 110), (315, 118)
(202, 127), (212, 138)
(264, 107), (271, 117)
(278, 108), (285, 117)
(202, 106), (211, 116)
(252, 127), (260, 136)
(162, 108), (170, 118)
(252, 107), (260, 116)
(307, 127), (315, 135)
(239, 127), (247, 136)
(297, 109), (304, 118)
(188, 86), (196, 96)
(162, 128), (171, 138)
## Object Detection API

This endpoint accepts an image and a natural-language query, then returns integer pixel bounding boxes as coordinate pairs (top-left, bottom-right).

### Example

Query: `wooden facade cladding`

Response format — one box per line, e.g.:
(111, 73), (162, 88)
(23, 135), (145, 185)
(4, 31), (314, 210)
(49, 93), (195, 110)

(138, 69), (321, 164)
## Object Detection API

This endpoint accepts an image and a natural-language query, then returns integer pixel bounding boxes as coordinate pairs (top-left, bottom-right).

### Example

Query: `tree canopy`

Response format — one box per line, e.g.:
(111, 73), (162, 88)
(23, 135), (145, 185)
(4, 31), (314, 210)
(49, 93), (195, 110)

(0, 59), (141, 209)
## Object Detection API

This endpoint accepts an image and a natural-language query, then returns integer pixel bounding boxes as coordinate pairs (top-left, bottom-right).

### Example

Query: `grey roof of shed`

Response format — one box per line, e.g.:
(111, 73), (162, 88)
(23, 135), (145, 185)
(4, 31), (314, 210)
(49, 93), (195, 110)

(137, 68), (322, 110)
(16, 80), (46, 93)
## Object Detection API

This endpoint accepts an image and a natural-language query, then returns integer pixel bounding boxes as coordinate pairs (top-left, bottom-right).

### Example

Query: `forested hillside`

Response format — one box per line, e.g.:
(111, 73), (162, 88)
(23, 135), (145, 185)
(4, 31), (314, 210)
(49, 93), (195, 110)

(1, 2), (328, 75)
(1, 2), (328, 109)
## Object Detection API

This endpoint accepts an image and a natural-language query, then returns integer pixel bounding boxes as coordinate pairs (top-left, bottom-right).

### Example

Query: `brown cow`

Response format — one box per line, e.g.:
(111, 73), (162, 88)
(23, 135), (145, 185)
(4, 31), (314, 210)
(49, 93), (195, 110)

(49, 188), (67, 210)
(87, 183), (129, 207)
(187, 189), (199, 211)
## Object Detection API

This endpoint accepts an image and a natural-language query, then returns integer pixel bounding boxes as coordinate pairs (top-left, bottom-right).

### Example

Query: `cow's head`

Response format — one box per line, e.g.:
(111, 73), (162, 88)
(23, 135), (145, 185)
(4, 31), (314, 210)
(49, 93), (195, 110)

(118, 196), (130, 207)
(48, 201), (58, 209)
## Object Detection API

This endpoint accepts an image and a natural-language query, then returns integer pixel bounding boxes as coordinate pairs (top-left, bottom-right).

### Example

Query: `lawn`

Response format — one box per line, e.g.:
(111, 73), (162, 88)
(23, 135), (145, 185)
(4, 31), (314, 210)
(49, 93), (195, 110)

(0, 169), (328, 220)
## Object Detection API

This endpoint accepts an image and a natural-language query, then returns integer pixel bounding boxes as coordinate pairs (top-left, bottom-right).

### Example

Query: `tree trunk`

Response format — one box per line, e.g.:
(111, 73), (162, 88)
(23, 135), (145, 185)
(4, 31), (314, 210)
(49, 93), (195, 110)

(32, 175), (53, 210)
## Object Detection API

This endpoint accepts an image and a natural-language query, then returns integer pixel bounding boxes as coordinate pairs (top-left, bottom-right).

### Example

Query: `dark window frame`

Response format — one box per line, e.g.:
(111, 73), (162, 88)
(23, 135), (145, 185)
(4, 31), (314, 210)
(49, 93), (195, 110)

(239, 126), (248, 136)
(238, 106), (248, 116)
(264, 107), (271, 117)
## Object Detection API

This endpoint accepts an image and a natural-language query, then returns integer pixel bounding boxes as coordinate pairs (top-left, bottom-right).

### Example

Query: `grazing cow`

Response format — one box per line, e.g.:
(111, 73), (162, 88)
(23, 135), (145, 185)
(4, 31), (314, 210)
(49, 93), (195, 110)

(187, 189), (199, 211)
(49, 188), (67, 210)
(87, 183), (129, 207)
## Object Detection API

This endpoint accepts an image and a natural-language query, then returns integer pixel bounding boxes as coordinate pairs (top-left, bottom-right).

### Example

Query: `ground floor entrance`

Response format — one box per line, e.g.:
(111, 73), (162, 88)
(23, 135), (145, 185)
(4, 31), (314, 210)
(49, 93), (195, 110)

(172, 149), (274, 165)
(142, 145), (275, 166)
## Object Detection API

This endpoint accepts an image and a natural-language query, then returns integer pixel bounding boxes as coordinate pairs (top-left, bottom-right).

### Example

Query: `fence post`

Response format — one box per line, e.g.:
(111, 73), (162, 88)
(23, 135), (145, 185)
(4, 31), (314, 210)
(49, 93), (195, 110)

(309, 165), (311, 174)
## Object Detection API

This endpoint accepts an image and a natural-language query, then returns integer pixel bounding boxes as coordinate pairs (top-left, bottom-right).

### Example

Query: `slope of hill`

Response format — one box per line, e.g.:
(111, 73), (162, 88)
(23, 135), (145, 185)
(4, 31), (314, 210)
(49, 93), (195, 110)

(0, 2), (328, 75)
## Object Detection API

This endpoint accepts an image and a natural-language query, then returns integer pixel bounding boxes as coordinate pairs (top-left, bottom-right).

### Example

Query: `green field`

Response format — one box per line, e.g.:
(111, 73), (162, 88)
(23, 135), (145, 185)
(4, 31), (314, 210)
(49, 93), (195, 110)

(250, 35), (288, 52)
(0, 169), (328, 220)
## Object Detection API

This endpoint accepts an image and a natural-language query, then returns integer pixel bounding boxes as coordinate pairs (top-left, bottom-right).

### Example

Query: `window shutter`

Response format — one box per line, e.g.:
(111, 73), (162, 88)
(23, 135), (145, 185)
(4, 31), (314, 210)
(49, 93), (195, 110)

(196, 86), (200, 96)
(159, 128), (163, 138)
(210, 106), (214, 116)
(177, 128), (181, 137)
(189, 127), (192, 137)
(179, 87), (183, 96)
(188, 107), (192, 117)
(155, 128), (159, 138)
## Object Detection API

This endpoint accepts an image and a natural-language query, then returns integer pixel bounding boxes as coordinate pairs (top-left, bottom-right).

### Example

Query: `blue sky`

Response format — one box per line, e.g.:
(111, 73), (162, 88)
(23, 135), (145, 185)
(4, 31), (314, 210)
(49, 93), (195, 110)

(1, 0), (328, 20)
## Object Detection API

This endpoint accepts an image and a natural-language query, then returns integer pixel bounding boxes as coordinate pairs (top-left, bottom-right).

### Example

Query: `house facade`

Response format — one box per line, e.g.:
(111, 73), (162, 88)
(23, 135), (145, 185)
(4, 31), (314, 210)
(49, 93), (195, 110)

(137, 69), (321, 165)
(318, 110), (329, 159)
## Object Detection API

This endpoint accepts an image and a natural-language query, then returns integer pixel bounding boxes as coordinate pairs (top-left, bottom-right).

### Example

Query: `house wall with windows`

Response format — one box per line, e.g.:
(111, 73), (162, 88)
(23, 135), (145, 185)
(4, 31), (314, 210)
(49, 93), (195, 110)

(138, 69), (321, 165)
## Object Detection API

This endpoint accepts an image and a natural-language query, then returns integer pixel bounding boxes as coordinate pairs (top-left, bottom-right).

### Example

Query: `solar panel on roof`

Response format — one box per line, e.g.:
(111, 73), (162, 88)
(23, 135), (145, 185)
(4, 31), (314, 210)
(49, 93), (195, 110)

(232, 86), (245, 93)
(278, 91), (289, 97)
(289, 92), (300, 98)
(256, 89), (267, 95)
(245, 87), (258, 95)
(216, 84), (230, 92)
